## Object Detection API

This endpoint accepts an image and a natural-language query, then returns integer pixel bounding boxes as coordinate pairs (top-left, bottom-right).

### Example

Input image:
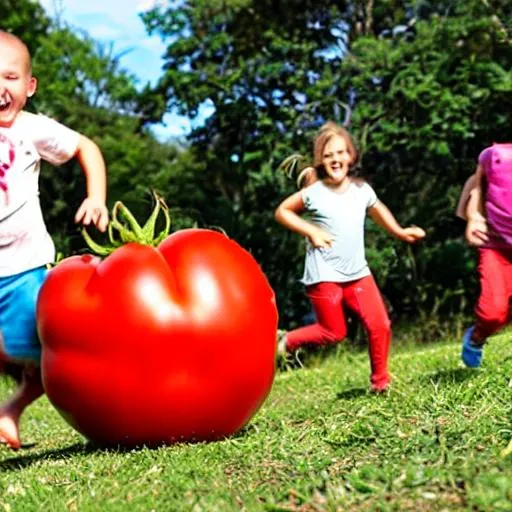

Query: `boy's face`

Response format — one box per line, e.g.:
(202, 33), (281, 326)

(0, 36), (37, 128)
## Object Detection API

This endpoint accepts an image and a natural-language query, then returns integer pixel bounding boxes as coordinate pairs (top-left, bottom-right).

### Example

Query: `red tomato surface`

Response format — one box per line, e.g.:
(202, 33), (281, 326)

(37, 229), (278, 446)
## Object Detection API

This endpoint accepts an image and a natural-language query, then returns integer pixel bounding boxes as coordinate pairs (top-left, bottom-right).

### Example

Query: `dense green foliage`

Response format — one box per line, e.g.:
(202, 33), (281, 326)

(2, 0), (512, 329)
(141, 0), (511, 328)
(2, 331), (512, 509)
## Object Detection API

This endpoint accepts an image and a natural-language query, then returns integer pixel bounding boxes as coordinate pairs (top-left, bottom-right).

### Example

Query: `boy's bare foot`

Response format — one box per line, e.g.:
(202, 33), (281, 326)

(0, 365), (43, 450)
(0, 414), (21, 450)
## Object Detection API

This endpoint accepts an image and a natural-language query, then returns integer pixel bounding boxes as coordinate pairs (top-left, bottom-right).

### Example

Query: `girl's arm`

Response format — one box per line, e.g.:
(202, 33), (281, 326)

(275, 191), (333, 248)
(368, 200), (426, 243)
(455, 174), (477, 220)
(465, 164), (488, 246)
(73, 134), (109, 232)
(466, 165), (484, 219)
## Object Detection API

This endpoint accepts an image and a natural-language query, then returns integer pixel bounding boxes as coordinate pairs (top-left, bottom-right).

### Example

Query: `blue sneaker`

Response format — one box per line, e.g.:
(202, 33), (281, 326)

(461, 326), (484, 368)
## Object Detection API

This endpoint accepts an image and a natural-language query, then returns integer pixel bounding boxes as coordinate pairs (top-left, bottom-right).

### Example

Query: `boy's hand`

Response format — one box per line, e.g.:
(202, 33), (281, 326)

(400, 226), (426, 243)
(75, 197), (109, 232)
(309, 228), (333, 248)
(465, 215), (488, 246)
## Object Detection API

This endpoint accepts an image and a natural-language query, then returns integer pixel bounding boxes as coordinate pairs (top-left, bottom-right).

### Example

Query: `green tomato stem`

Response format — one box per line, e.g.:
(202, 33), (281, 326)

(82, 191), (171, 255)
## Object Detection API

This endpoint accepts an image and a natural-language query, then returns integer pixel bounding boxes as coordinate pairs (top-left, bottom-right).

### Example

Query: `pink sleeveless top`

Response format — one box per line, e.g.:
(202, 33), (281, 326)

(480, 143), (512, 248)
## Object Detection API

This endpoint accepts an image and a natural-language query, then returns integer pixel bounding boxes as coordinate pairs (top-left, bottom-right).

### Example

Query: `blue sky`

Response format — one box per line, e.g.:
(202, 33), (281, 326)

(38, 0), (201, 140)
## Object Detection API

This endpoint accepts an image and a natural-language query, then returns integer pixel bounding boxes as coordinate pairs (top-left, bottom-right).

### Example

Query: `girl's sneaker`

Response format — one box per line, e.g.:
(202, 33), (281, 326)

(370, 375), (390, 394)
(276, 329), (288, 356)
(275, 330), (303, 370)
(370, 384), (389, 394)
(461, 325), (484, 368)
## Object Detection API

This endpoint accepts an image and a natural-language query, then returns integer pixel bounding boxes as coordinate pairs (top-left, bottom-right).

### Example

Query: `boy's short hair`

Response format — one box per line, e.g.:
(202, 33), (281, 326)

(0, 30), (32, 73)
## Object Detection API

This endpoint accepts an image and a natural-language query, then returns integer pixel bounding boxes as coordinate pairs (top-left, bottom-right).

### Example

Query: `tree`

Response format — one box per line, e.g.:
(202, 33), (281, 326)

(141, 0), (512, 329)
(340, 0), (511, 319)
(0, 0), (50, 51)
(0, 14), (190, 257)
(142, 0), (361, 325)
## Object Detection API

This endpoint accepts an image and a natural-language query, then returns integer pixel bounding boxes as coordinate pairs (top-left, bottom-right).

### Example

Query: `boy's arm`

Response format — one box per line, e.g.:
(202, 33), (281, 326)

(368, 200), (426, 243)
(73, 135), (109, 232)
(465, 165), (488, 246)
(275, 191), (333, 248)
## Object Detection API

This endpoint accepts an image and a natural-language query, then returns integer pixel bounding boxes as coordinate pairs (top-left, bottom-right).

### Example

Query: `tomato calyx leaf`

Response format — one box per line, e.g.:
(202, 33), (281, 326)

(82, 191), (171, 255)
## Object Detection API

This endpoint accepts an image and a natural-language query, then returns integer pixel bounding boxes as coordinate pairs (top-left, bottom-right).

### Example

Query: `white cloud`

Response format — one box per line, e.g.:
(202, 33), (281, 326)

(87, 24), (123, 39)
(138, 37), (166, 51)
(136, 0), (164, 11)
(40, 0), (156, 24)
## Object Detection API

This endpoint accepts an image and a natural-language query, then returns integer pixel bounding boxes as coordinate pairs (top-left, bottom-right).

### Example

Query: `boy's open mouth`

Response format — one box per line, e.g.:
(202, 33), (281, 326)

(0, 96), (12, 112)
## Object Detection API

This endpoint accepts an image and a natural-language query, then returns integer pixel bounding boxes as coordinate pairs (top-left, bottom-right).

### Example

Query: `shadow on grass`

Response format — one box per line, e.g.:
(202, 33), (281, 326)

(229, 423), (260, 440)
(0, 427), (261, 471)
(0, 440), (159, 472)
(0, 442), (93, 472)
(335, 387), (368, 400)
(420, 366), (479, 385)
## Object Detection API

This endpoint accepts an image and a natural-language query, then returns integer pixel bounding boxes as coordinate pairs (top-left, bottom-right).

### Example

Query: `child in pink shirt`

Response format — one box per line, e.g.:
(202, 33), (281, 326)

(461, 144), (512, 367)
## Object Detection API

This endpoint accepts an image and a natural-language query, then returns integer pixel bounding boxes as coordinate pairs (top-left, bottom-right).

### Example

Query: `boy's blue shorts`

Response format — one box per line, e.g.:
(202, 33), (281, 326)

(0, 266), (47, 363)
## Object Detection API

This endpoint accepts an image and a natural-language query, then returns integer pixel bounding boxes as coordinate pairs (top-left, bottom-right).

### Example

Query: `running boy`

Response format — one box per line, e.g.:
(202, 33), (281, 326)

(0, 31), (109, 449)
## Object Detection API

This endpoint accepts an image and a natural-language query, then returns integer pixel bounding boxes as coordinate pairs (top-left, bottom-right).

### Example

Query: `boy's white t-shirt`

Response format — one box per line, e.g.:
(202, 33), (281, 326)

(0, 111), (80, 277)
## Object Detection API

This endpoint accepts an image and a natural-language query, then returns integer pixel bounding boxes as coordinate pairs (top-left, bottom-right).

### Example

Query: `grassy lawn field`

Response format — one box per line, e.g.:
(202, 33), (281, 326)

(1, 331), (512, 511)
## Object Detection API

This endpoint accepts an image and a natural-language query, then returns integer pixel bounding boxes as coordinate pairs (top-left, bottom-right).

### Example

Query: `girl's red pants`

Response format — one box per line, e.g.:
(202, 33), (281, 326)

(473, 248), (512, 341)
(286, 275), (391, 390)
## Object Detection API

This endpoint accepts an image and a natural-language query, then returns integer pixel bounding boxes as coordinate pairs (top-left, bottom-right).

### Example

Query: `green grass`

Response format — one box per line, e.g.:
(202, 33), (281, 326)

(2, 331), (512, 511)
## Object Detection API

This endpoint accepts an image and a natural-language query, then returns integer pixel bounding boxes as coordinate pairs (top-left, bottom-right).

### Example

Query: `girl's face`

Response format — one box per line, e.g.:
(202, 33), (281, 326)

(321, 135), (353, 185)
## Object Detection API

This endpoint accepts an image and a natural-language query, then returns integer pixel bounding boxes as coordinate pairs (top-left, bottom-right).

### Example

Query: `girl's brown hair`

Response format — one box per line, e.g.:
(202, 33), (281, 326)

(313, 122), (359, 179)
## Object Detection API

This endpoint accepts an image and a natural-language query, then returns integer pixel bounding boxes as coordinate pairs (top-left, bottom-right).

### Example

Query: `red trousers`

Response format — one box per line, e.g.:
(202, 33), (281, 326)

(473, 248), (512, 341)
(286, 275), (391, 389)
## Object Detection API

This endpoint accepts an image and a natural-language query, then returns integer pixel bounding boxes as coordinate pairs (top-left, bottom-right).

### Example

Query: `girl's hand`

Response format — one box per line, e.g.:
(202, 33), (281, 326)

(309, 228), (333, 248)
(400, 226), (426, 243)
(75, 197), (110, 232)
(465, 215), (488, 246)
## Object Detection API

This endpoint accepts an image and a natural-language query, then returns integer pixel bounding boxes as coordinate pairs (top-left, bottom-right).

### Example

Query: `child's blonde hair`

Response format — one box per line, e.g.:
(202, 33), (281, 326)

(296, 166), (316, 189)
(313, 122), (358, 179)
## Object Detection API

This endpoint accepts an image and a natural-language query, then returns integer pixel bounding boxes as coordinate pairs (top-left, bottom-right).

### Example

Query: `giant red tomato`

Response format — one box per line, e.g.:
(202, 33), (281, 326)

(37, 229), (278, 446)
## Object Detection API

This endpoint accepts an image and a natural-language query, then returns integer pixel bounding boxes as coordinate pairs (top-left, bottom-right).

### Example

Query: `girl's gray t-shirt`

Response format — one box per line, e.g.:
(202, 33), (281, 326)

(300, 180), (377, 285)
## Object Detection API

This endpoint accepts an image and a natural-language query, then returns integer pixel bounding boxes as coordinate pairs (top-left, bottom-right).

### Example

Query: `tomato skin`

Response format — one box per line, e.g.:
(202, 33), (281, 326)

(37, 229), (278, 446)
